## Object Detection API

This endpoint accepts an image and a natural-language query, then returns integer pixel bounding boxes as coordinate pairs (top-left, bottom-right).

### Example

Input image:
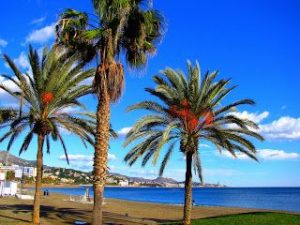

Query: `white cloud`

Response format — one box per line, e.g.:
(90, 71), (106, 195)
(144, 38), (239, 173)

(59, 153), (117, 172)
(0, 39), (8, 47)
(129, 169), (157, 178)
(281, 105), (287, 110)
(221, 149), (300, 160)
(220, 151), (254, 160)
(0, 76), (20, 104)
(31, 16), (46, 25)
(13, 52), (30, 70)
(26, 23), (55, 44)
(59, 153), (117, 162)
(4, 62), (9, 69)
(200, 144), (211, 148)
(108, 154), (117, 161)
(0, 76), (18, 89)
(60, 106), (82, 114)
(228, 110), (300, 141)
(204, 168), (244, 177)
(258, 149), (300, 160)
(80, 76), (94, 86)
(260, 117), (300, 140)
(229, 111), (269, 123)
(164, 168), (243, 181)
(59, 154), (92, 162)
(117, 127), (132, 137)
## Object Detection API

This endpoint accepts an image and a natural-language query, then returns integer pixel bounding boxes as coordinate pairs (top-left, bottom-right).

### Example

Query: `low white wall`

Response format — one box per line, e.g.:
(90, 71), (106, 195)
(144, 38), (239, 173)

(16, 194), (34, 200)
(1, 181), (18, 196)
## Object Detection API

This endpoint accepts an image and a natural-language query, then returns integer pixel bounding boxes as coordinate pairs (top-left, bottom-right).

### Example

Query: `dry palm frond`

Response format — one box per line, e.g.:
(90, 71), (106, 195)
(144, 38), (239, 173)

(94, 61), (124, 102)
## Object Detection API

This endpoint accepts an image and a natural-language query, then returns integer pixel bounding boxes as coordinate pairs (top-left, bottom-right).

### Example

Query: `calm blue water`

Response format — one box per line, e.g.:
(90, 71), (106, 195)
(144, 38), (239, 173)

(43, 187), (300, 213)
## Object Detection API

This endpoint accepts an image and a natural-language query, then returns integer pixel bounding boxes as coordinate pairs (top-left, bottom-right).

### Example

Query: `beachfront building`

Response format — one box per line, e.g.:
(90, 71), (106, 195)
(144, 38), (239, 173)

(106, 177), (116, 184)
(0, 165), (36, 178)
(119, 180), (129, 187)
(164, 183), (180, 188)
(0, 171), (5, 196)
(22, 167), (37, 177)
(0, 171), (5, 180)
(0, 171), (18, 196)
(0, 181), (18, 196)
(129, 181), (140, 187)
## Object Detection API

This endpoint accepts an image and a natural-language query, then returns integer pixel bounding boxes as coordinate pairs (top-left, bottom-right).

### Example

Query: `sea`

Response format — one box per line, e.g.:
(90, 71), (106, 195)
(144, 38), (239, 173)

(43, 187), (300, 213)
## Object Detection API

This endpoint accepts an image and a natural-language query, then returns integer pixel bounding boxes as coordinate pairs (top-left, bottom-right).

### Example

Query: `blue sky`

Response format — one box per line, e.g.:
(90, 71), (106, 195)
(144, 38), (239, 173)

(0, 0), (300, 187)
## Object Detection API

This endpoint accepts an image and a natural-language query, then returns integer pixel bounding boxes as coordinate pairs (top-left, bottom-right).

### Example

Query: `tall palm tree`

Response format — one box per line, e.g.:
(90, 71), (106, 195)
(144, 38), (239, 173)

(124, 62), (264, 225)
(55, 1), (164, 223)
(0, 46), (95, 225)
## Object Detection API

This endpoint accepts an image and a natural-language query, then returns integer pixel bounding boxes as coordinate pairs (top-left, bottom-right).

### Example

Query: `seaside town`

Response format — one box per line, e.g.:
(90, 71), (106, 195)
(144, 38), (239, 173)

(0, 151), (225, 196)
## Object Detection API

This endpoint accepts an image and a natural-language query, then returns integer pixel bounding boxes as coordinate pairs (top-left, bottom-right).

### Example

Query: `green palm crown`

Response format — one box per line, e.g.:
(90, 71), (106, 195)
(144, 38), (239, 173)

(124, 61), (264, 182)
(0, 46), (96, 161)
(55, 0), (165, 102)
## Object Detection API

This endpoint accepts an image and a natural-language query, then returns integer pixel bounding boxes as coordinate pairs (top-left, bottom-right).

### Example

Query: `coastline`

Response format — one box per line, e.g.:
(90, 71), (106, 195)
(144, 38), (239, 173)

(21, 185), (300, 215)
(24, 183), (300, 189)
(1, 192), (292, 224)
(22, 185), (300, 212)
(1, 192), (299, 224)
(24, 183), (227, 188)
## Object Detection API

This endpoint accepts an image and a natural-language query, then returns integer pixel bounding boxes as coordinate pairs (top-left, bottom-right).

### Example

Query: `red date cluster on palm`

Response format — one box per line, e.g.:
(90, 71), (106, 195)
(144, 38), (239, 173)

(169, 99), (214, 132)
(204, 110), (214, 125)
(41, 92), (54, 105)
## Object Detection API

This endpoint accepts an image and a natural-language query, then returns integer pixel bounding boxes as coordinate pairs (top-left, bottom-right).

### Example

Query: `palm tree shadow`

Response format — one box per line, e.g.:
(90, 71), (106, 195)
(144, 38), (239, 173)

(0, 214), (31, 223)
(0, 204), (91, 224)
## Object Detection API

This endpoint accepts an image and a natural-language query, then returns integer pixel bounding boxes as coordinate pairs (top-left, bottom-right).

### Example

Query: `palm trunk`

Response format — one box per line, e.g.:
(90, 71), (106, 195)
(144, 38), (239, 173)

(183, 151), (193, 225)
(92, 78), (110, 225)
(32, 134), (44, 225)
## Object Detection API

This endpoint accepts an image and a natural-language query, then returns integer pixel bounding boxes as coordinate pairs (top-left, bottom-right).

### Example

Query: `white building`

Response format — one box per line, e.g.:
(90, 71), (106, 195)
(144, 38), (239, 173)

(0, 171), (6, 196)
(0, 180), (4, 196)
(22, 167), (37, 177)
(0, 181), (18, 196)
(15, 169), (23, 178)
(0, 170), (18, 196)
(164, 183), (179, 188)
(0, 165), (36, 178)
(119, 180), (129, 186)
(0, 171), (5, 180)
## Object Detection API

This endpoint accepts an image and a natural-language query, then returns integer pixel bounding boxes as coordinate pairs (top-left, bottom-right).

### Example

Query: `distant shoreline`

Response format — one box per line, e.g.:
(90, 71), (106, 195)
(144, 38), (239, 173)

(26, 184), (227, 188)
(24, 184), (300, 189)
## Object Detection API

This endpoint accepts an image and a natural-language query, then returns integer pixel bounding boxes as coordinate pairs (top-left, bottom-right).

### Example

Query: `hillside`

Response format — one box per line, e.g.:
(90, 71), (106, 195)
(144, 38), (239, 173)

(0, 151), (36, 167)
(0, 151), (180, 186)
(0, 151), (226, 187)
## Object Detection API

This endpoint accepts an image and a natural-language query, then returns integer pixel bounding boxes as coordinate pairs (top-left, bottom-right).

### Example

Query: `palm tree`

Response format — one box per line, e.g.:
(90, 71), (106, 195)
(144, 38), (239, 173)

(55, 1), (164, 223)
(0, 108), (17, 124)
(0, 46), (95, 225)
(124, 62), (264, 225)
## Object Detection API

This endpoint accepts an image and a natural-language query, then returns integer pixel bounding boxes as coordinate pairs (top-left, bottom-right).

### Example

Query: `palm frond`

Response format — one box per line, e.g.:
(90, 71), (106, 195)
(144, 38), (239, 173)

(124, 61), (263, 181)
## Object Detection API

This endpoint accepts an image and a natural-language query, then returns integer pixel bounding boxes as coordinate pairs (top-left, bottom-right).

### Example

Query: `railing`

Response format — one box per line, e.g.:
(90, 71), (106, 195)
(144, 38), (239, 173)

(21, 188), (95, 204)
(69, 194), (93, 204)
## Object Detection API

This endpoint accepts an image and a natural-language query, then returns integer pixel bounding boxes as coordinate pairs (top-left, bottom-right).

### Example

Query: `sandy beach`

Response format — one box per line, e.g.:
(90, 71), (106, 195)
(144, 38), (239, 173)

(0, 192), (289, 225)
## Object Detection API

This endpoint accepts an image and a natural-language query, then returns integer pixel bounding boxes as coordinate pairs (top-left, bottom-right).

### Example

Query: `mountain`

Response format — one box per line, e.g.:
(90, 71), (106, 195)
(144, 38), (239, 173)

(0, 151), (36, 167)
(108, 173), (177, 185)
(153, 176), (178, 184)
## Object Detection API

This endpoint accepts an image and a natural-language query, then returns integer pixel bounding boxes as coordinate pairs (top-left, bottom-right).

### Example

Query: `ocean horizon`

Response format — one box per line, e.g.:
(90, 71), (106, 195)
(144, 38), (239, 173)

(41, 186), (300, 213)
